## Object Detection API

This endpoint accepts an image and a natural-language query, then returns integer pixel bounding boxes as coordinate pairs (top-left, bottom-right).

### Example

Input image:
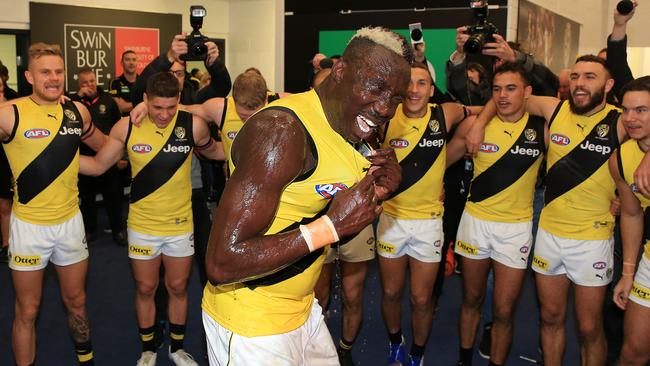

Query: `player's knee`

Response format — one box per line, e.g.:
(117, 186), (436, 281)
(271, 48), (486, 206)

(15, 300), (40, 323)
(165, 277), (188, 296)
(539, 304), (565, 326)
(410, 290), (432, 309)
(577, 317), (602, 341)
(462, 289), (484, 309)
(382, 285), (404, 303)
(62, 290), (86, 311)
(620, 340), (650, 365)
(493, 303), (515, 325)
(135, 280), (158, 297)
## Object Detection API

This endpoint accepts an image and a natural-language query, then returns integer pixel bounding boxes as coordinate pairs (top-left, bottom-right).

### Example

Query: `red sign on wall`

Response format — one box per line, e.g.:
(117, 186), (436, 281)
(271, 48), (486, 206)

(114, 27), (159, 76)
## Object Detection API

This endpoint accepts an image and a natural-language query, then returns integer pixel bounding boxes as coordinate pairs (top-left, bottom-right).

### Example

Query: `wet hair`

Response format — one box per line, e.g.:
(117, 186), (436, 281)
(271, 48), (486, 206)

(345, 26), (414, 64)
(411, 61), (433, 83)
(575, 54), (611, 77)
(146, 71), (180, 98)
(28, 43), (63, 65)
(232, 72), (267, 110)
(620, 76), (650, 97)
(121, 50), (136, 60)
(493, 62), (530, 86)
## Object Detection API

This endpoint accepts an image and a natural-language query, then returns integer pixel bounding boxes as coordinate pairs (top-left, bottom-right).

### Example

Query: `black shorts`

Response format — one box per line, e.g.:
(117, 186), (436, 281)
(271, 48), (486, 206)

(0, 148), (13, 199)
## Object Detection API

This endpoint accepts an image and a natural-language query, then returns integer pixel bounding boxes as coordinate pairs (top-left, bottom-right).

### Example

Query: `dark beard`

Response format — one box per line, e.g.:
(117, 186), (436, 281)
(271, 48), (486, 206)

(569, 88), (605, 115)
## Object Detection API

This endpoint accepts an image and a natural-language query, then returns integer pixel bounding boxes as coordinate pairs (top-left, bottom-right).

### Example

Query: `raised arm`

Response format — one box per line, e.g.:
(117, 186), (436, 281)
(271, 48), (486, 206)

(182, 97), (225, 127)
(205, 110), (379, 284)
(79, 117), (129, 176)
(441, 102), (481, 131)
(609, 152), (644, 309)
(192, 115), (225, 161)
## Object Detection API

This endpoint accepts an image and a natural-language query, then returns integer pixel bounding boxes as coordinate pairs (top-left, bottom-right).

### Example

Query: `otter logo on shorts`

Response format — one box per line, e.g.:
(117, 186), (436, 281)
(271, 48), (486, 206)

(377, 240), (396, 255)
(456, 240), (478, 256)
(12, 254), (41, 267)
(631, 282), (650, 301)
(129, 244), (153, 257)
(532, 255), (549, 271)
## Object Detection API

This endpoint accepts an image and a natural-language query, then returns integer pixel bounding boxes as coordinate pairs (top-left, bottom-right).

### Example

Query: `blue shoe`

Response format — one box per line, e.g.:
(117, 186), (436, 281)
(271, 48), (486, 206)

(388, 337), (406, 365)
(406, 355), (423, 366)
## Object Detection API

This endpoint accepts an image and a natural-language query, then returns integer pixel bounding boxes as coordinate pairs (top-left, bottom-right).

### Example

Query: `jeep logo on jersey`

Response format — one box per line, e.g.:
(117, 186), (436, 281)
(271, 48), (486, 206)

(24, 128), (51, 139)
(479, 142), (499, 153)
(132, 144), (153, 153)
(525, 128), (537, 141)
(59, 127), (82, 136)
(429, 119), (440, 133)
(551, 133), (570, 146)
(389, 139), (409, 149)
(593, 261), (607, 269)
(418, 138), (444, 148)
(315, 183), (349, 199)
(597, 124), (610, 138)
(163, 144), (191, 154)
(64, 109), (77, 121)
(579, 140), (611, 156)
(227, 131), (237, 140)
(510, 145), (541, 157)
(175, 126), (186, 139)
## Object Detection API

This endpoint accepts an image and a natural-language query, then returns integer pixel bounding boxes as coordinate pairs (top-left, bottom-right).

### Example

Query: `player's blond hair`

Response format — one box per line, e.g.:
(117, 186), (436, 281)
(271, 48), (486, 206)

(28, 43), (63, 64)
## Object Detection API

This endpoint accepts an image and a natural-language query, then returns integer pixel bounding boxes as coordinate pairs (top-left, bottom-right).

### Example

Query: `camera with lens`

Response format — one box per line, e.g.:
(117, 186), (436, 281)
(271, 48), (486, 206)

(463, 0), (499, 55)
(181, 5), (209, 62)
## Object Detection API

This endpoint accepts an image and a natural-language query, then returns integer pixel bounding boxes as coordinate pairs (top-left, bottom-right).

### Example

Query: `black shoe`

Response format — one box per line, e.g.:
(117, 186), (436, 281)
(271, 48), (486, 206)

(113, 229), (127, 246)
(478, 322), (492, 359)
(338, 347), (354, 366)
(0, 246), (8, 263)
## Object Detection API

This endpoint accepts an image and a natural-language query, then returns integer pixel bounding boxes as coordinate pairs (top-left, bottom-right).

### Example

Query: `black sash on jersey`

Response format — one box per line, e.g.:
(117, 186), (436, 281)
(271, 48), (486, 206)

(468, 116), (545, 202)
(388, 105), (447, 199)
(15, 101), (82, 204)
(130, 111), (194, 203)
(544, 110), (620, 205)
(243, 206), (328, 290)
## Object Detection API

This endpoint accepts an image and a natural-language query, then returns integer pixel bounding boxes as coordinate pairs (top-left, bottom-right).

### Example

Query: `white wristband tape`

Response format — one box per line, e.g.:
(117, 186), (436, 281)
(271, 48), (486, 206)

(321, 215), (339, 242)
(299, 224), (315, 252)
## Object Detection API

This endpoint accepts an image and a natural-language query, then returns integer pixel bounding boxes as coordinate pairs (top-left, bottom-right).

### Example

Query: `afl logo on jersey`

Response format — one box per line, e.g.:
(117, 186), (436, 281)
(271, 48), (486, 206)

(479, 143), (499, 153)
(551, 134), (570, 146)
(597, 124), (610, 138)
(227, 131), (237, 140)
(525, 128), (537, 141)
(24, 128), (51, 139)
(63, 109), (77, 121)
(132, 144), (152, 154)
(389, 139), (409, 149)
(429, 119), (440, 133)
(631, 183), (639, 193)
(315, 183), (349, 199)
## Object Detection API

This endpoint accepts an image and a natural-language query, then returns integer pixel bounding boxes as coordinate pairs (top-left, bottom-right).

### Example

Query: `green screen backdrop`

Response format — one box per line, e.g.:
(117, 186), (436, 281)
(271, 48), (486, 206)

(319, 28), (457, 92)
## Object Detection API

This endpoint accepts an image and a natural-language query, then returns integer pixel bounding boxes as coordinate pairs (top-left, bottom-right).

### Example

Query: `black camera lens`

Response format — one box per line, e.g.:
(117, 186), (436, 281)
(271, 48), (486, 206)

(464, 33), (486, 54)
(411, 28), (423, 42)
(617, 0), (634, 15)
(192, 43), (208, 58)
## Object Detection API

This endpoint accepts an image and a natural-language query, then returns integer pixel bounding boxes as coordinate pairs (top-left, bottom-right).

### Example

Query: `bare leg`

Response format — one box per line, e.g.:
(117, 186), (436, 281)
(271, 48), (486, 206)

(56, 260), (92, 344)
(314, 262), (334, 318)
(574, 284), (607, 366)
(131, 256), (162, 327)
(459, 257), (491, 349)
(536, 273), (570, 366)
(11, 269), (44, 366)
(340, 260), (369, 343)
(408, 257), (439, 347)
(490, 261), (526, 364)
(617, 300), (650, 366)
(162, 255), (193, 325)
(379, 256), (408, 335)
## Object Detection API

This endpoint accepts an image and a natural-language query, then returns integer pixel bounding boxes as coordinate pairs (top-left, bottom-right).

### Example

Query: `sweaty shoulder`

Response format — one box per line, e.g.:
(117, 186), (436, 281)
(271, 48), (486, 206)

(231, 108), (310, 182)
(0, 104), (16, 141)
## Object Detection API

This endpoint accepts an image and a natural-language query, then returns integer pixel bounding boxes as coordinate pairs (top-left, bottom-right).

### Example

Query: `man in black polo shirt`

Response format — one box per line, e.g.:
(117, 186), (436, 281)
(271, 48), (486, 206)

(110, 50), (138, 115)
(72, 67), (126, 245)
